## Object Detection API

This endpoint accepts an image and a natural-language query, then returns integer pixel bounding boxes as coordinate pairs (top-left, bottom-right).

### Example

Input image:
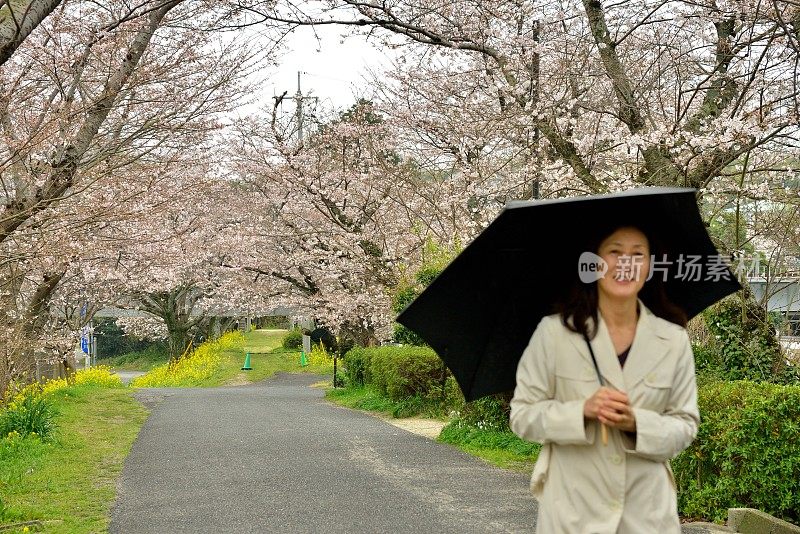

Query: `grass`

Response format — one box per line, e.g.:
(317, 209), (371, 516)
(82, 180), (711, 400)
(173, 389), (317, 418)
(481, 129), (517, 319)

(195, 329), (334, 387)
(326, 383), (540, 472)
(101, 345), (169, 371)
(128, 329), (335, 388)
(438, 422), (540, 472)
(326, 386), (450, 419)
(0, 385), (148, 532)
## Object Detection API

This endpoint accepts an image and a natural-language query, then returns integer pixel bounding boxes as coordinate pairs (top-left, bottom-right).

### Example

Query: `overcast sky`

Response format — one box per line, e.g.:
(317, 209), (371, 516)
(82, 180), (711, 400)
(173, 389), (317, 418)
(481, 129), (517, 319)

(253, 25), (396, 115)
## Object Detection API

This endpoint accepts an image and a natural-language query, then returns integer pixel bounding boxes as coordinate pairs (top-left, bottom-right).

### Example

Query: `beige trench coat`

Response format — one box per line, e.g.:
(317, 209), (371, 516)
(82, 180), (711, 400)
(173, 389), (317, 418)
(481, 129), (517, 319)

(510, 298), (699, 534)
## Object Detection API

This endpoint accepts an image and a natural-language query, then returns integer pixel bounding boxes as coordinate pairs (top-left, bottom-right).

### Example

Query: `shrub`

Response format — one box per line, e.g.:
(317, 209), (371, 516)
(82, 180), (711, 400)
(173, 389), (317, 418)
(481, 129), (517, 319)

(672, 380), (800, 523)
(368, 346), (449, 401)
(0, 391), (58, 441)
(343, 347), (374, 387)
(343, 345), (465, 411)
(282, 328), (303, 350)
(702, 293), (786, 382)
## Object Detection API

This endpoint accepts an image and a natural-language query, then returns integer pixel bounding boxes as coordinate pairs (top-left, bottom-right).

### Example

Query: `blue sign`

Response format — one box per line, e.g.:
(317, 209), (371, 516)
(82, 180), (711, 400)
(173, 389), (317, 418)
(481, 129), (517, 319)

(81, 336), (89, 354)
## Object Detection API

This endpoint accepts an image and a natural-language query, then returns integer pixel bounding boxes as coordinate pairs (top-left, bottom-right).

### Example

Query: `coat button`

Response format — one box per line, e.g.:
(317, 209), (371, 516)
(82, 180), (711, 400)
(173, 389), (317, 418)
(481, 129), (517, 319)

(610, 455), (622, 465)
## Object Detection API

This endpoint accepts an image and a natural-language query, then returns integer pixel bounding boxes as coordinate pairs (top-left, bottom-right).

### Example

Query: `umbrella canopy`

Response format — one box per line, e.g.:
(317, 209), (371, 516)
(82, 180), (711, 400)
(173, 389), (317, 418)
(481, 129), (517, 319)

(396, 187), (741, 402)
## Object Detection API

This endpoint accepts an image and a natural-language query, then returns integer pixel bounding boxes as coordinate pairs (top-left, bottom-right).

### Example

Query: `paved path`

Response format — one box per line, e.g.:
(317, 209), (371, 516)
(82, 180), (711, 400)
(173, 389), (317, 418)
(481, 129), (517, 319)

(111, 374), (537, 533)
(114, 370), (146, 385)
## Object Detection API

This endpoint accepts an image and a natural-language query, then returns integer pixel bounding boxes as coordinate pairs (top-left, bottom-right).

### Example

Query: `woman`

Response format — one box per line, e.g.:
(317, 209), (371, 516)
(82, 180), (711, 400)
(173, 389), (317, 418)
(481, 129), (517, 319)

(510, 224), (700, 533)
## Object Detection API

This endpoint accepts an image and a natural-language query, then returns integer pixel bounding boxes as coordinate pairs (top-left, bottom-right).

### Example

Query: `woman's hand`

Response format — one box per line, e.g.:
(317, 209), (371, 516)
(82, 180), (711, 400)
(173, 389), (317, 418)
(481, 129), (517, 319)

(584, 387), (637, 433)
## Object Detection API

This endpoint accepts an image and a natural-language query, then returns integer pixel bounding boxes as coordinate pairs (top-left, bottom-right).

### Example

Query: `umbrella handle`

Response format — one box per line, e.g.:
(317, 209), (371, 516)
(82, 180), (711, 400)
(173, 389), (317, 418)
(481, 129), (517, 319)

(601, 423), (608, 446)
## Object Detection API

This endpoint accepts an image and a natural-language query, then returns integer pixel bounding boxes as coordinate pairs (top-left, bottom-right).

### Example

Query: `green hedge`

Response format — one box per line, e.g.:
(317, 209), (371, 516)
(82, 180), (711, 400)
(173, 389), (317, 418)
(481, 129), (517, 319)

(673, 380), (800, 523)
(342, 346), (375, 387)
(343, 345), (461, 405)
(372, 346), (448, 401)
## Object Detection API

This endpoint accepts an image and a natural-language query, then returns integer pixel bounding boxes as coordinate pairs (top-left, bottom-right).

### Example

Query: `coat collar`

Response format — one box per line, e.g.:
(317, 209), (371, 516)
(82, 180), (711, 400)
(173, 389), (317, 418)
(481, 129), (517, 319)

(566, 297), (672, 391)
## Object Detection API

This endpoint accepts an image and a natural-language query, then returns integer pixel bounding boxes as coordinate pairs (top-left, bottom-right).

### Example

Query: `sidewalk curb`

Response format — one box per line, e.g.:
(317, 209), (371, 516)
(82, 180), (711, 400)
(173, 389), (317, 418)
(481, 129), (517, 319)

(682, 521), (734, 533)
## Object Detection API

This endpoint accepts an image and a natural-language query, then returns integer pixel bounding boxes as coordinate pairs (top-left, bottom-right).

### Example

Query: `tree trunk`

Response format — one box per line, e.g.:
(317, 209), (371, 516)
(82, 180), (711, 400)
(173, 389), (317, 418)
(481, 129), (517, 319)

(0, 0), (62, 67)
(137, 285), (204, 363)
(166, 323), (191, 362)
(339, 320), (379, 348)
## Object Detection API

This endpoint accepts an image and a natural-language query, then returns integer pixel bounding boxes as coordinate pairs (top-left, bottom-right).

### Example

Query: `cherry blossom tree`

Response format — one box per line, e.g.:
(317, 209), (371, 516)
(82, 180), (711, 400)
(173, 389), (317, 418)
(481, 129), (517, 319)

(228, 100), (458, 345)
(239, 0), (800, 370)
(0, 0), (258, 390)
(245, 0), (799, 199)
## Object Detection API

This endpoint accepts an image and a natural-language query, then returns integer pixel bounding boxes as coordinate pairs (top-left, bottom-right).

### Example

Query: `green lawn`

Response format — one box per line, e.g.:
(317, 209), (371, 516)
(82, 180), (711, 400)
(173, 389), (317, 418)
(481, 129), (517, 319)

(0, 386), (148, 533)
(197, 329), (334, 387)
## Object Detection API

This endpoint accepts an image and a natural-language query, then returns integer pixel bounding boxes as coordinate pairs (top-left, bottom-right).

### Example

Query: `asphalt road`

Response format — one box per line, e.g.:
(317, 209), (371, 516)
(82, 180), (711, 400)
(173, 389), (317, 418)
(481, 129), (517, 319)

(110, 373), (537, 533)
(114, 370), (146, 385)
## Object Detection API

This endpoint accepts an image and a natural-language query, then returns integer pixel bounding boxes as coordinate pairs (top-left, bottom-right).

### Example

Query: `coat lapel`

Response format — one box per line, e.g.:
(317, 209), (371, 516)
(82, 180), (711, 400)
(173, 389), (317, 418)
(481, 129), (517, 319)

(590, 313), (626, 391)
(622, 299), (672, 389)
(565, 313), (625, 391)
(565, 298), (671, 392)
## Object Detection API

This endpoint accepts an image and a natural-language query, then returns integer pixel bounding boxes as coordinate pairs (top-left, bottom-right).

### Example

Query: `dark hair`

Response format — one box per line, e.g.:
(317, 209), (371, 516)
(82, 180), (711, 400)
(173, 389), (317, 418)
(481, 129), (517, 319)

(554, 223), (688, 340)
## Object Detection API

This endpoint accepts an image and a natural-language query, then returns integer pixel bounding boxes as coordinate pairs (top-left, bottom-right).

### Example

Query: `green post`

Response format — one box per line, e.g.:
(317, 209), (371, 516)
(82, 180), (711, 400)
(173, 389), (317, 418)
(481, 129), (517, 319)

(241, 352), (253, 371)
(300, 334), (310, 367)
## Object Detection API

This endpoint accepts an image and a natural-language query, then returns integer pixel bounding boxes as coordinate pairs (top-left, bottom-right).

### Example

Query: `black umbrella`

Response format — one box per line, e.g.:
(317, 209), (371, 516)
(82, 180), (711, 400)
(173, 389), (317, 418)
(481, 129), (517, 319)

(396, 187), (741, 402)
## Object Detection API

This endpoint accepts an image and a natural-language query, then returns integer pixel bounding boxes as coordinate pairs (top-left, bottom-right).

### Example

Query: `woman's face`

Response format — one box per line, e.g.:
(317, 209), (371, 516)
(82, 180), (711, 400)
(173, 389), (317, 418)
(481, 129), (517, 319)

(596, 226), (650, 301)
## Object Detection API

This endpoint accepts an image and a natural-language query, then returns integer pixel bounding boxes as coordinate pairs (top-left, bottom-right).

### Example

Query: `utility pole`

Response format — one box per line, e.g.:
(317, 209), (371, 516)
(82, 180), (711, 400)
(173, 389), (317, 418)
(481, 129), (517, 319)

(295, 71), (304, 144)
(273, 72), (318, 145)
(292, 71), (318, 145)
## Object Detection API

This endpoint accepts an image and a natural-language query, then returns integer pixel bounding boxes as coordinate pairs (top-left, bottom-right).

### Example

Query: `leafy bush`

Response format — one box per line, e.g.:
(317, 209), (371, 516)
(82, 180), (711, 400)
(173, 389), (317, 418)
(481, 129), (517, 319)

(672, 380), (800, 523)
(702, 294), (788, 382)
(343, 347), (376, 387)
(131, 331), (244, 387)
(343, 345), (464, 412)
(368, 346), (449, 401)
(282, 328), (303, 350)
(0, 391), (58, 441)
